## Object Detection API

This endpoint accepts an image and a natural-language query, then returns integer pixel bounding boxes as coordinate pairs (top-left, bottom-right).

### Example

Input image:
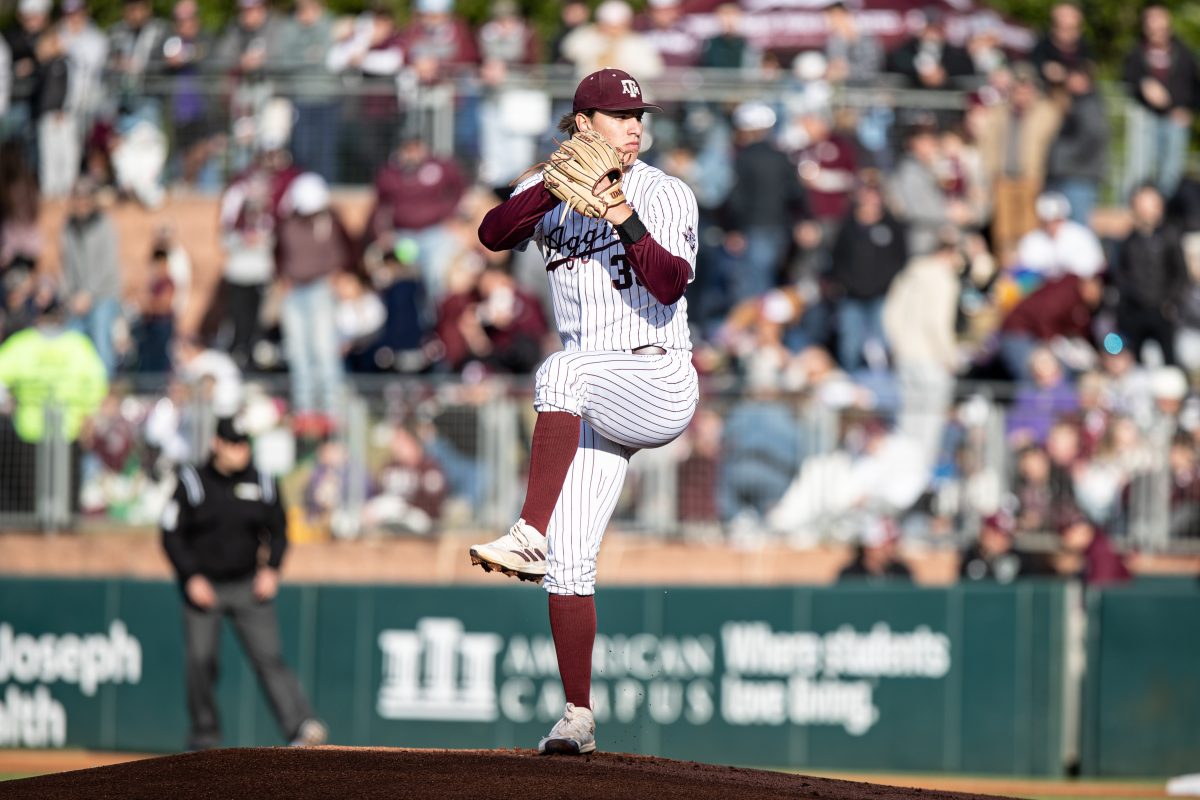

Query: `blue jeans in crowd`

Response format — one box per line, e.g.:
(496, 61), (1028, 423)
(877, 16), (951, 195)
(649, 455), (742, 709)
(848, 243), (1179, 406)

(723, 227), (790, 304)
(998, 332), (1039, 382)
(0, 101), (37, 168)
(279, 277), (343, 415)
(1125, 103), (1190, 199)
(69, 296), (122, 376)
(291, 100), (341, 183)
(425, 436), (486, 509)
(837, 295), (887, 371)
(1049, 178), (1099, 228)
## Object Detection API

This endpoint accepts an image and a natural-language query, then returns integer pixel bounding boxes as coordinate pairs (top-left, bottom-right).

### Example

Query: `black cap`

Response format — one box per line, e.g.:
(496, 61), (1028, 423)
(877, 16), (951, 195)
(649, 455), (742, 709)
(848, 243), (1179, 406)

(214, 416), (250, 444)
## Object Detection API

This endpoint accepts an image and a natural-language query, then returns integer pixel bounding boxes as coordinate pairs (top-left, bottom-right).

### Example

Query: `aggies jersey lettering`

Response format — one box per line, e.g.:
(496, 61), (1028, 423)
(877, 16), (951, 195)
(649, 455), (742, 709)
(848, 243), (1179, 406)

(514, 161), (698, 353)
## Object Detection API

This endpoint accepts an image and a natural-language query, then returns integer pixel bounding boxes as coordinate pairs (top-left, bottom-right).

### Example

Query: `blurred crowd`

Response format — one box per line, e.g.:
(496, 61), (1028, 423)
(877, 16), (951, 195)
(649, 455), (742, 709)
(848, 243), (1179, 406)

(2, 0), (1200, 578)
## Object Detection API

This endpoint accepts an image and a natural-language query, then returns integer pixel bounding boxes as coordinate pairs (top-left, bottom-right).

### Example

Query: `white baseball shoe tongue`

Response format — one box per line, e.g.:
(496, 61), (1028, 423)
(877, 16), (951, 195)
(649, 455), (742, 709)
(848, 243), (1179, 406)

(468, 519), (548, 583)
(538, 703), (596, 755)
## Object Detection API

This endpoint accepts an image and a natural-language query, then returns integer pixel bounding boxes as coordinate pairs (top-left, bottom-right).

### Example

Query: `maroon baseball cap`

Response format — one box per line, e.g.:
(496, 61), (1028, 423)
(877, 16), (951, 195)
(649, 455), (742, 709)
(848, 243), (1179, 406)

(981, 511), (1015, 536)
(572, 69), (663, 114)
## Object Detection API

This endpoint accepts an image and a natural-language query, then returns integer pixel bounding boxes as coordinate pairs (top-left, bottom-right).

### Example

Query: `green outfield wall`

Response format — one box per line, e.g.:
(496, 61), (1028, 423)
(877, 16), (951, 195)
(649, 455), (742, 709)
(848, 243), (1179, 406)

(0, 578), (1193, 775)
(1081, 581), (1200, 777)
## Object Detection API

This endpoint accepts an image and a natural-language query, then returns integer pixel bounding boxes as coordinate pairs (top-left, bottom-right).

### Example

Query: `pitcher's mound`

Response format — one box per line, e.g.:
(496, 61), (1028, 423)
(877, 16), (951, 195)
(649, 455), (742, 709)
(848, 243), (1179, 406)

(0, 747), (1012, 800)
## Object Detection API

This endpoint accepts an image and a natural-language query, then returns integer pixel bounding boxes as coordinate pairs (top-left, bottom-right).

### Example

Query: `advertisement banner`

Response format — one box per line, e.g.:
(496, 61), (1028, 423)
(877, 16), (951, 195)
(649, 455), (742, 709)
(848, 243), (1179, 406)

(0, 579), (1069, 774)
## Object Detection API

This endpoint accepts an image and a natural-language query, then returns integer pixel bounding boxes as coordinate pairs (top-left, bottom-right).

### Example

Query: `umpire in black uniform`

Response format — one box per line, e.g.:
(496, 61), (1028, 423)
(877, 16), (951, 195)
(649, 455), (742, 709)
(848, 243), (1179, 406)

(161, 416), (326, 750)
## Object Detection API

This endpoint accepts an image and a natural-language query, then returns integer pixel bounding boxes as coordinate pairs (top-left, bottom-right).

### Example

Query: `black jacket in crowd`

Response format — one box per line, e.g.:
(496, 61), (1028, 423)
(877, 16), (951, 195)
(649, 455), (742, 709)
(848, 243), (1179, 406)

(885, 37), (975, 87)
(1114, 224), (1188, 314)
(1046, 89), (1109, 184)
(36, 55), (69, 117)
(3, 24), (41, 105)
(1123, 36), (1200, 114)
(724, 138), (810, 234)
(838, 550), (913, 582)
(959, 544), (1045, 584)
(1030, 34), (1095, 77)
(827, 209), (908, 300)
(1168, 177), (1200, 231)
(161, 459), (288, 583)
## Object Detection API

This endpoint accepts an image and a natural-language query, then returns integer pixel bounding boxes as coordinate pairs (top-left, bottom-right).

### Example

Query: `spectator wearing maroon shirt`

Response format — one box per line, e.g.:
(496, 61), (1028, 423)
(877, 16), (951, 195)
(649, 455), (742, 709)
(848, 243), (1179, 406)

(1056, 513), (1131, 586)
(636, 0), (699, 69)
(368, 137), (468, 308)
(400, 0), (479, 80)
(476, 0), (539, 65)
(274, 173), (355, 425)
(1168, 432), (1200, 539)
(218, 149), (300, 369)
(998, 273), (1102, 381)
(363, 425), (448, 535)
(788, 108), (857, 225)
(435, 262), (549, 375)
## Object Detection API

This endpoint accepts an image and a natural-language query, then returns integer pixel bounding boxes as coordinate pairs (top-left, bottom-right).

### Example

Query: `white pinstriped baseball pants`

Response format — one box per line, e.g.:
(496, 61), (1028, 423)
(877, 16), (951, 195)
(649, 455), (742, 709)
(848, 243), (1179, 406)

(534, 350), (699, 596)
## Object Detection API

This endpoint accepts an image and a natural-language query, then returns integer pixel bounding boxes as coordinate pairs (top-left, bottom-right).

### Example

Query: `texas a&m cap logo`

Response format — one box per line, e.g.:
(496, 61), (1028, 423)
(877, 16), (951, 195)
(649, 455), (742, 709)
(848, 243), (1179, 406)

(573, 68), (664, 114)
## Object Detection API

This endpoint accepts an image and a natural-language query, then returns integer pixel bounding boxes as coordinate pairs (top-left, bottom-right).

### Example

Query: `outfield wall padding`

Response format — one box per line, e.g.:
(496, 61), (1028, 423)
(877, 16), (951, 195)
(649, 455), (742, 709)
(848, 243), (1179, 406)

(8, 578), (1192, 775)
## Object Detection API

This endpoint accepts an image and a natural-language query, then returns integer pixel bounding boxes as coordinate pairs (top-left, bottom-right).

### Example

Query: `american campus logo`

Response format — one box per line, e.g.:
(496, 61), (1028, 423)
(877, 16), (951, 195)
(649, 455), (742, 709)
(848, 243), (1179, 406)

(376, 618), (951, 735)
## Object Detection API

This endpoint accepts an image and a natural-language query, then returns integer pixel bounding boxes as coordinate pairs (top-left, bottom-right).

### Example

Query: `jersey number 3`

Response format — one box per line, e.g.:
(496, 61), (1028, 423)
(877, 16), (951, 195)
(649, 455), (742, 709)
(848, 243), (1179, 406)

(611, 255), (640, 291)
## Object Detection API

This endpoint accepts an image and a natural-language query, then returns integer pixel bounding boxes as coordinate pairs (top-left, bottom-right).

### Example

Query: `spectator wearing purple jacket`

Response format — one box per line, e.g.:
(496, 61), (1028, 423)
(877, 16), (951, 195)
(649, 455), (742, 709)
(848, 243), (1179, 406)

(1006, 347), (1079, 447)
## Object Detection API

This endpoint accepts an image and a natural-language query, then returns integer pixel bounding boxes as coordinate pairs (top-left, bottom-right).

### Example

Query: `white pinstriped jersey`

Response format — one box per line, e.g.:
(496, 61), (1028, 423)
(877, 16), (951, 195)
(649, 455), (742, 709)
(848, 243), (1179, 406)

(514, 160), (698, 353)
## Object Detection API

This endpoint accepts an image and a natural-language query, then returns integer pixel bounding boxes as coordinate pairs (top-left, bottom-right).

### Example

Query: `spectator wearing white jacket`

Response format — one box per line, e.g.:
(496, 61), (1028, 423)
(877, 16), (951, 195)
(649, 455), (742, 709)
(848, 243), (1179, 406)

(1014, 191), (1106, 279)
(58, 0), (109, 142)
(561, 0), (663, 79)
(883, 229), (964, 469)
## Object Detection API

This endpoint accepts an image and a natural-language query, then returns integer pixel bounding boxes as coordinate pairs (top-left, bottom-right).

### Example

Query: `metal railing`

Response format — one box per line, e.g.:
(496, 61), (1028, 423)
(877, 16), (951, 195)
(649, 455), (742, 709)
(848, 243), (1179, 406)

(3, 375), (1195, 556)
(0, 405), (70, 532)
(21, 65), (1167, 199)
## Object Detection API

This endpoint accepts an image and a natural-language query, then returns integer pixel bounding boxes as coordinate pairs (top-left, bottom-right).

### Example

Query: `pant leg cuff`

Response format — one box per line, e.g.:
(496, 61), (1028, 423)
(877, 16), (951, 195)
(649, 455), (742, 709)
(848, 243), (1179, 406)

(534, 389), (582, 417)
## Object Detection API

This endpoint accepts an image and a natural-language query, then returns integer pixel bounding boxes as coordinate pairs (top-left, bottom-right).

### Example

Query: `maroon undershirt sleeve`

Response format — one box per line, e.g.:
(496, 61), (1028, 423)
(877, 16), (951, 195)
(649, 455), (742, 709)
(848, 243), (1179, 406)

(478, 182), (559, 252)
(617, 213), (691, 306)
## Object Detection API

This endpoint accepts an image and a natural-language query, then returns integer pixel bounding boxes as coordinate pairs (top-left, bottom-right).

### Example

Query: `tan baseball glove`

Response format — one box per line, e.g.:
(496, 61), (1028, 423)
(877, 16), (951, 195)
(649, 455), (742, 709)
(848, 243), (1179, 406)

(542, 130), (626, 218)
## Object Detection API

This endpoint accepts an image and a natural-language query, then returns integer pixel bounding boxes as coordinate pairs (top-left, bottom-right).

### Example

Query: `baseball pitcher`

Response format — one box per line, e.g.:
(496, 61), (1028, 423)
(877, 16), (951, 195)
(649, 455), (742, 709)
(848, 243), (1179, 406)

(469, 68), (700, 755)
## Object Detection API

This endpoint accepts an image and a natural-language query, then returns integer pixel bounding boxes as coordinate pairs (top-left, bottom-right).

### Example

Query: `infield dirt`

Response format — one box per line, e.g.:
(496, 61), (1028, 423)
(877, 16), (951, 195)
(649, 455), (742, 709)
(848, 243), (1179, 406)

(0, 747), (1015, 800)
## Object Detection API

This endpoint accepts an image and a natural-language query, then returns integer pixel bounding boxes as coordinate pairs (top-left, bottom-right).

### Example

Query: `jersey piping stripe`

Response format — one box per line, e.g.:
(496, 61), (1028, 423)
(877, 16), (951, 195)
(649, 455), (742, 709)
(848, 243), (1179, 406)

(180, 465), (204, 506)
(519, 161), (696, 354)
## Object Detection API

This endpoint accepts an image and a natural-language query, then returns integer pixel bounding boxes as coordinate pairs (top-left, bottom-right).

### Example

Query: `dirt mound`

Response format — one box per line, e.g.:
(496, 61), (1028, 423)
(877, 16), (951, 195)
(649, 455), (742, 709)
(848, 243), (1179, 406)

(1, 747), (1012, 800)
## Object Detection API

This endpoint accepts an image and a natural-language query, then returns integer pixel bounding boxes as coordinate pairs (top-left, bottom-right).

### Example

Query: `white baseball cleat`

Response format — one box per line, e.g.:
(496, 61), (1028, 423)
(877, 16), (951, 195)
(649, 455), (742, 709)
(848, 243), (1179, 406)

(537, 703), (596, 755)
(469, 519), (547, 584)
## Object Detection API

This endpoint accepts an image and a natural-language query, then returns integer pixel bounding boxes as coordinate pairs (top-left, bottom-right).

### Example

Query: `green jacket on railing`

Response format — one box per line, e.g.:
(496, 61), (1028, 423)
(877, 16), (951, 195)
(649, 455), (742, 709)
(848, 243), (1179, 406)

(0, 326), (108, 443)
